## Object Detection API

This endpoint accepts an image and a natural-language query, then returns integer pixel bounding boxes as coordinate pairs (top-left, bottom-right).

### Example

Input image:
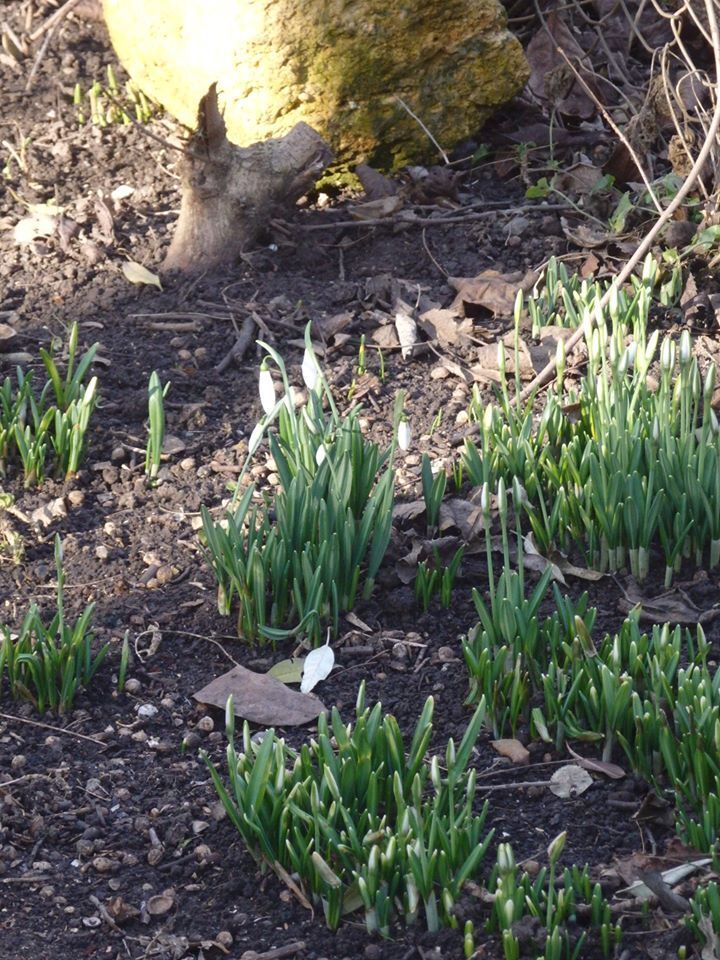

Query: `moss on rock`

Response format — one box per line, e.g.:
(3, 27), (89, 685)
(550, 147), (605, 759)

(102, 0), (528, 168)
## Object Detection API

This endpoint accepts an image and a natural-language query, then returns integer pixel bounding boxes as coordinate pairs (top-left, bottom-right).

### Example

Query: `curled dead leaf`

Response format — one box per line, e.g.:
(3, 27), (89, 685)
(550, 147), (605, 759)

(549, 764), (592, 798)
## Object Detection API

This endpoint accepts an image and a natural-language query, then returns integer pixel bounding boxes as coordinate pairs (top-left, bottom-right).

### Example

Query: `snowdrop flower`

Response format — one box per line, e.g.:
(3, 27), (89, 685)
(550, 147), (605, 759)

(660, 337), (674, 372)
(679, 329), (692, 366)
(301, 347), (319, 391)
(397, 416), (411, 451)
(315, 444), (326, 466)
(248, 421), (265, 457)
(258, 360), (275, 415)
(625, 340), (637, 369)
(480, 482), (490, 513)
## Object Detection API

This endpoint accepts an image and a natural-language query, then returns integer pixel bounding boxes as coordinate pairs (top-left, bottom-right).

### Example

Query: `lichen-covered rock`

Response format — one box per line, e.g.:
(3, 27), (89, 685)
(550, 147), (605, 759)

(102, 0), (528, 168)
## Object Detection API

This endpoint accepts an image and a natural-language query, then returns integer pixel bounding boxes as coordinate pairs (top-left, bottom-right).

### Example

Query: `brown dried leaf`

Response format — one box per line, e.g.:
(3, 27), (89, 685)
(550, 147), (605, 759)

(491, 738), (530, 764)
(194, 664), (325, 726)
(438, 498), (484, 542)
(526, 12), (596, 119)
(566, 743), (625, 779)
(551, 162), (605, 196)
(449, 270), (522, 317)
(618, 583), (701, 624)
(418, 308), (473, 347)
(349, 195), (404, 221)
(355, 163), (397, 200)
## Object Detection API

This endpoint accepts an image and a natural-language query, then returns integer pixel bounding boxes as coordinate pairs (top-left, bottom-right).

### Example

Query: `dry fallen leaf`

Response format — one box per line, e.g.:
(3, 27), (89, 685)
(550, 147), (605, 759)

(449, 270), (522, 317)
(194, 664), (325, 726)
(566, 744), (625, 780)
(549, 764), (592, 798)
(121, 260), (163, 290)
(13, 204), (60, 244)
(526, 11), (596, 119)
(394, 309), (418, 359)
(349, 195), (404, 220)
(418, 308), (473, 347)
(300, 642), (335, 694)
(491, 738), (530, 764)
(268, 658), (305, 684)
(439, 499), (484, 542)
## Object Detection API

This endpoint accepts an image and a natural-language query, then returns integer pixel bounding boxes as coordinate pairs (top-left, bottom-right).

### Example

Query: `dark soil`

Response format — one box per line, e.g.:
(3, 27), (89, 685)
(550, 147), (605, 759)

(0, 5), (718, 960)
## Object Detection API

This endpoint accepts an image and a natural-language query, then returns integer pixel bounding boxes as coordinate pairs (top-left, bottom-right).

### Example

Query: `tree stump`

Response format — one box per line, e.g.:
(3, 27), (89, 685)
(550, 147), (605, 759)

(162, 85), (333, 273)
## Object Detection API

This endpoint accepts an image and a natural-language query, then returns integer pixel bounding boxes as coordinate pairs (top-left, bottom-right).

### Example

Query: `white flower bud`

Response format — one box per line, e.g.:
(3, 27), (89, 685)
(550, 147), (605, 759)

(625, 341), (637, 369)
(315, 444), (326, 466)
(660, 338), (674, 372)
(397, 417), (411, 451)
(301, 347), (319, 391)
(258, 361), (275, 415)
(679, 330), (692, 366)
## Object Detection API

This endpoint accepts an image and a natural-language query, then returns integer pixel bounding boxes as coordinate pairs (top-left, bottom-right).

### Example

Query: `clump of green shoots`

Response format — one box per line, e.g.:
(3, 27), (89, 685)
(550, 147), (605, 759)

(204, 684), (492, 936)
(72, 65), (156, 126)
(421, 452), (446, 534)
(0, 322), (98, 486)
(463, 254), (720, 585)
(414, 545), (464, 612)
(145, 371), (170, 483)
(687, 882), (720, 956)
(201, 324), (404, 647)
(490, 837), (621, 960)
(462, 477), (595, 738)
(0, 535), (107, 714)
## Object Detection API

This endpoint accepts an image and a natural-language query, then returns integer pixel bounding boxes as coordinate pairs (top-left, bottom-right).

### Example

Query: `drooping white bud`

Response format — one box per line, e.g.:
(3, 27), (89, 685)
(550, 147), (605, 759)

(679, 330), (692, 366)
(301, 347), (319, 391)
(397, 417), (411, 451)
(258, 361), (275, 415)
(315, 444), (327, 466)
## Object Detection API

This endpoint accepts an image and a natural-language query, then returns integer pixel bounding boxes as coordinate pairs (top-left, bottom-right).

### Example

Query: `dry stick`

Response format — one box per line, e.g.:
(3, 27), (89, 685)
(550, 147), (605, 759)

(520, 0), (720, 404)
(299, 202), (572, 232)
(24, 20), (57, 93)
(0, 711), (106, 746)
(29, 0), (83, 40)
(215, 313), (256, 373)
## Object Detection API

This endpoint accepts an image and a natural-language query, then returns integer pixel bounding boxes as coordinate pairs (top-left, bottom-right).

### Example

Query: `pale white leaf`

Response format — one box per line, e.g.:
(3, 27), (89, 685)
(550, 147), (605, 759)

(13, 208), (57, 244)
(394, 311), (417, 359)
(121, 260), (162, 290)
(111, 185), (135, 202)
(300, 643), (335, 694)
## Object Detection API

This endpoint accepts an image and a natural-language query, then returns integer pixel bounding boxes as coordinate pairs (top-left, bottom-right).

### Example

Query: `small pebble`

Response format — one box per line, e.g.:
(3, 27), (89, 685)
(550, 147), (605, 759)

(10, 755), (26, 771)
(137, 703), (158, 719)
(124, 678), (142, 695)
(196, 716), (214, 734)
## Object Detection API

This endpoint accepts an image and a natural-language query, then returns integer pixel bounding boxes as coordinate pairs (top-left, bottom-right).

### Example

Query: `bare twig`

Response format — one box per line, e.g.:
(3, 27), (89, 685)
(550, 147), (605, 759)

(29, 0), (83, 40)
(394, 95), (449, 165)
(299, 202), (572, 232)
(215, 314), (256, 373)
(520, 0), (720, 403)
(0, 711), (106, 745)
(24, 21), (57, 92)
